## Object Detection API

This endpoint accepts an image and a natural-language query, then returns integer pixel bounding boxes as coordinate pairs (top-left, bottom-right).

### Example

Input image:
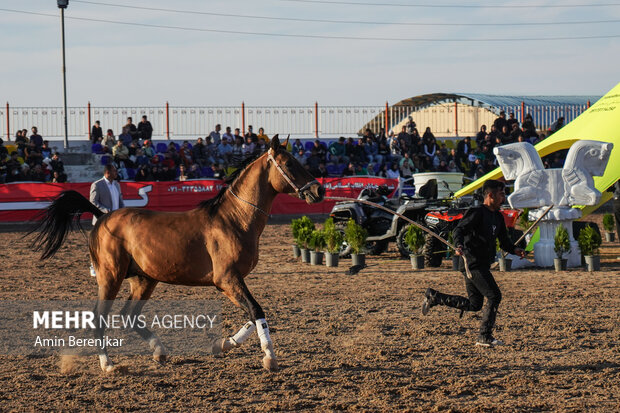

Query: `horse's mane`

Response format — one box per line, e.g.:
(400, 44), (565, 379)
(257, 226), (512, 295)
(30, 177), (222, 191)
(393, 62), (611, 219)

(198, 150), (265, 216)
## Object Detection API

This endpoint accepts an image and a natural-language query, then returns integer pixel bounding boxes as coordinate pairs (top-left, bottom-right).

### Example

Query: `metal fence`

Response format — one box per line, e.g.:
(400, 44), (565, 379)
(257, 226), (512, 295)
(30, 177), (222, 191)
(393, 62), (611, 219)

(0, 101), (588, 142)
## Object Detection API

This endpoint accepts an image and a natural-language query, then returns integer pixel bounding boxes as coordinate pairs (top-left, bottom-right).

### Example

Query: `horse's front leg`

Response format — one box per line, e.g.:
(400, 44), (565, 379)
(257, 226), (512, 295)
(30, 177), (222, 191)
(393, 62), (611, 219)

(214, 274), (278, 371)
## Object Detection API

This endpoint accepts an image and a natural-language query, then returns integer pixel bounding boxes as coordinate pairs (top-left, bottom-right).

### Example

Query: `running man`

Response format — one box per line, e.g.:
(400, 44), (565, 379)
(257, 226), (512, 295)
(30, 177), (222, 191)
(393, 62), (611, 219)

(421, 179), (525, 347)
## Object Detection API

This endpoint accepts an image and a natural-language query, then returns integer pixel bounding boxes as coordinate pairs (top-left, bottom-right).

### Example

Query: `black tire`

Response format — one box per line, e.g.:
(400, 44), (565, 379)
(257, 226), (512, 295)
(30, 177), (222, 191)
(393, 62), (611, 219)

(396, 225), (414, 258)
(366, 240), (388, 255)
(424, 234), (443, 267)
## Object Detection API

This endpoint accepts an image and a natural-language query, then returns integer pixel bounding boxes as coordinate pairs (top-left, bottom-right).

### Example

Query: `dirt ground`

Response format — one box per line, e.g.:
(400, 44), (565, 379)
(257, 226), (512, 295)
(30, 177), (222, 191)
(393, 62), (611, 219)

(0, 217), (618, 412)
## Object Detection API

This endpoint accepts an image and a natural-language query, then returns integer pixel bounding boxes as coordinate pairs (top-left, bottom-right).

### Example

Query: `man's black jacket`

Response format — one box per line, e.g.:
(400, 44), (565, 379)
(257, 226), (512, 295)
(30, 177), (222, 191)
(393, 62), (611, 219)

(454, 205), (516, 270)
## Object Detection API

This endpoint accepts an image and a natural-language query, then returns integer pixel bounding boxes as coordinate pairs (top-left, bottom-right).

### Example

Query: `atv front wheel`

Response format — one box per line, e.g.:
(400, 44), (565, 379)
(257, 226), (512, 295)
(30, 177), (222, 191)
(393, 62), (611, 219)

(396, 225), (414, 258)
(424, 234), (444, 267)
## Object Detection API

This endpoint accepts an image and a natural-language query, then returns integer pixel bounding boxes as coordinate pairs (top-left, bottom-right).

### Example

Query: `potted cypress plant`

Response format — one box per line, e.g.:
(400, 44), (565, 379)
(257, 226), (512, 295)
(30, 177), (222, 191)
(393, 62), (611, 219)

(344, 218), (368, 267)
(323, 218), (343, 267)
(553, 225), (571, 271)
(497, 239), (512, 272)
(404, 225), (425, 270)
(602, 213), (615, 242)
(578, 224), (602, 272)
(296, 216), (315, 263)
(308, 229), (326, 266)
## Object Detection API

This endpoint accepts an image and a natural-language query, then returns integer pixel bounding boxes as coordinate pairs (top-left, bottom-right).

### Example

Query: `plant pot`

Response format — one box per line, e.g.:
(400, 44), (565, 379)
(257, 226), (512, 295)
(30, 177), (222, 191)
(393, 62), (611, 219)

(554, 258), (567, 271)
(584, 255), (600, 272)
(410, 254), (424, 270)
(451, 255), (461, 270)
(498, 257), (512, 272)
(325, 252), (339, 267)
(351, 253), (365, 267)
(292, 245), (301, 258)
(605, 232), (615, 242)
(300, 248), (310, 263)
(310, 251), (323, 266)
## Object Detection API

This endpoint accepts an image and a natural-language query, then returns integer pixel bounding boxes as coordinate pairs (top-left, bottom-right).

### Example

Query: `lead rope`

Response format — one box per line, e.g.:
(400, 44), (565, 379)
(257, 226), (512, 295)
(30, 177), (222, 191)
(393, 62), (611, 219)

(325, 196), (473, 279)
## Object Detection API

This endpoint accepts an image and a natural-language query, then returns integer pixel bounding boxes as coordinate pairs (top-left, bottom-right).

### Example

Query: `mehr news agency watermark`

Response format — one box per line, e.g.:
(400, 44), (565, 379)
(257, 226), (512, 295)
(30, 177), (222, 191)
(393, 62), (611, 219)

(0, 300), (222, 355)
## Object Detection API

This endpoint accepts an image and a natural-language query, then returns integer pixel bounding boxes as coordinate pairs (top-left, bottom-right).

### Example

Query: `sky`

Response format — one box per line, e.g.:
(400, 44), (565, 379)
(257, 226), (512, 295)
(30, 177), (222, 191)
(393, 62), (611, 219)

(1, 0), (619, 107)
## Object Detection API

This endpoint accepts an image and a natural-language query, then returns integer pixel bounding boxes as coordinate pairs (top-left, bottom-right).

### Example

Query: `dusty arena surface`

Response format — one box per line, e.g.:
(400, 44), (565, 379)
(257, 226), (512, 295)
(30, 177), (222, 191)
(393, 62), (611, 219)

(0, 217), (619, 412)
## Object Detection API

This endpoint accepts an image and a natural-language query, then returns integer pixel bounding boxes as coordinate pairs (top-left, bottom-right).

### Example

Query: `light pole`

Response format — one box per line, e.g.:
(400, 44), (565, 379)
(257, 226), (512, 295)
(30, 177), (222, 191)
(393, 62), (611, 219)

(58, 0), (69, 148)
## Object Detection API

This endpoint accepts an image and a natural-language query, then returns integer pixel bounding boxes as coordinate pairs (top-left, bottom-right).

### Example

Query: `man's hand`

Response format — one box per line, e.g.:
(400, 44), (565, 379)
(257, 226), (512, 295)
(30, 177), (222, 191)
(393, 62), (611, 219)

(455, 246), (464, 256)
(515, 248), (526, 258)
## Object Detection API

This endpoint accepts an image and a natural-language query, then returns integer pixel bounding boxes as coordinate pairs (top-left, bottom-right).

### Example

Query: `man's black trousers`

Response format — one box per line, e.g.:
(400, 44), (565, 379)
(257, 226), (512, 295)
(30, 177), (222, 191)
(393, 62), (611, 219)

(433, 267), (502, 338)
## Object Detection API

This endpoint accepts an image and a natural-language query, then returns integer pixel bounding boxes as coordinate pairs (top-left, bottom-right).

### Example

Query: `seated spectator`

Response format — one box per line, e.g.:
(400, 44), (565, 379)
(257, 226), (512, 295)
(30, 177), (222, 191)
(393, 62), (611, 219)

(345, 138), (356, 161)
(103, 129), (116, 152)
(51, 170), (67, 183)
(24, 142), (43, 166)
(448, 160), (459, 172)
(216, 137), (233, 166)
(365, 138), (383, 165)
(166, 142), (181, 166)
(112, 140), (132, 167)
(328, 137), (348, 165)
(134, 165), (151, 182)
(28, 164), (46, 182)
(222, 127), (234, 143)
(133, 149), (149, 167)
(49, 152), (65, 174)
(124, 117), (138, 140)
(399, 153), (415, 178)
(41, 141), (52, 160)
(212, 163), (227, 180)
(137, 115), (153, 141)
(191, 137), (208, 166)
(293, 148), (307, 166)
(256, 137), (268, 154)
(386, 163), (401, 180)
(118, 127), (133, 147)
(179, 141), (193, 166)
(355, 164), (368, 175)
(91, 120), (103, 144)
(309, 162), (328, 178)
(229, 136), (245, 168)
(257, 127), (270, 144)
(15, 130), (28, 157)
(242, 135), (256, 159)
(292, 139), (304, 154)
(189, 164), (202, 179)
(351, 139), (366, 164)
(366, 162), (377, 176)
(308, 140), (327, 169)
(178, 164), (189, 181)
(341, 162), (356, 177)
(378, 140), (390, 164)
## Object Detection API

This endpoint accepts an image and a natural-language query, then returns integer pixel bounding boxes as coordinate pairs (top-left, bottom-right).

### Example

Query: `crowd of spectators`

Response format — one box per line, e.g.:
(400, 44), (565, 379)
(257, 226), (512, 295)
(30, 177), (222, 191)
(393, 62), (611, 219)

(1, 111), (563, 184)
(0, 127), (67, 183)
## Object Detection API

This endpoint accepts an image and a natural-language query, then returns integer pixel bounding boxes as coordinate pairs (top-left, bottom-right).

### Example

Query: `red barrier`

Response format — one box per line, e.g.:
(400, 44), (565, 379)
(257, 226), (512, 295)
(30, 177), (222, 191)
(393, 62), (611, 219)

(0, 177), (398, 222)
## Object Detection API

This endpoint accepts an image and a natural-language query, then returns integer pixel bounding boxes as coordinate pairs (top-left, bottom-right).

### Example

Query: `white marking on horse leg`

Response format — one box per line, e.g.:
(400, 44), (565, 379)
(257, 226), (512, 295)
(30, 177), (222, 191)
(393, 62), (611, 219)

(149, 335), (167, 363)
(99, 354), (115, 372)
(213, 321), (256, 355)
(256, 318), (278, 371)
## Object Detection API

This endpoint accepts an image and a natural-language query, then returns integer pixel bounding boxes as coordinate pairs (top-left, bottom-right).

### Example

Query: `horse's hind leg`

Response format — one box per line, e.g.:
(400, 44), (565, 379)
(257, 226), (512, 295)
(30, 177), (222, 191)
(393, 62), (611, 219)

(215, 274), (278, 372)
(94, 277), (123, 372)
(120, 276), (166, 364)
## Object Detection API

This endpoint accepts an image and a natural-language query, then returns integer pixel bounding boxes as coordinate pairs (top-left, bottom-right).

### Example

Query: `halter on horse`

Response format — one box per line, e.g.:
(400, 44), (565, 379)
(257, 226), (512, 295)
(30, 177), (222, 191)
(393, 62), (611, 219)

(31, 135), (324, 372)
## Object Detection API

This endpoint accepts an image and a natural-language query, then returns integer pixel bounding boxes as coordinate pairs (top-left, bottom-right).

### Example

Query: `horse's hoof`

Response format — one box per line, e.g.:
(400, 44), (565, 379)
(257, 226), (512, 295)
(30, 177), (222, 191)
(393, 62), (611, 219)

(153, 354), (167, 365)
(101, 363), (116, 373)
(262, 356), (279, 372)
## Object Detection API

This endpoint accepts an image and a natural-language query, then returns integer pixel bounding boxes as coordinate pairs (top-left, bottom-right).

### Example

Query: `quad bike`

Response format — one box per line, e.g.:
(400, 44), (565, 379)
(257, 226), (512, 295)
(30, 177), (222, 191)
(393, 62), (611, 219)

(329, 180), (451, 257)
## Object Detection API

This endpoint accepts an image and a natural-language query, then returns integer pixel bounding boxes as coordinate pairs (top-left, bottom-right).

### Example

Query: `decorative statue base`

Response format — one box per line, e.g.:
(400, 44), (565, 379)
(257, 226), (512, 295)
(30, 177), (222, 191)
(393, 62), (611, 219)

(530, 207), (581, 267)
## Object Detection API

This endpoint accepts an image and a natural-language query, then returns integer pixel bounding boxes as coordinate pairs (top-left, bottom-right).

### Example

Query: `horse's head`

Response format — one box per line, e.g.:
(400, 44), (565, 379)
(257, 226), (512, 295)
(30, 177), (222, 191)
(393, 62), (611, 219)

(267, 135), (325, 204)
(493, 142), (544, 180)
(564, 140), (614, 177)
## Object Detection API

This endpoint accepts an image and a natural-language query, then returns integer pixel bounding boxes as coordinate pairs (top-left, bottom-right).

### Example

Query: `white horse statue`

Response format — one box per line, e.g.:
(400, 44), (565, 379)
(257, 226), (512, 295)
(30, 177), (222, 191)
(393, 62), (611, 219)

(493, 140), (613, 209)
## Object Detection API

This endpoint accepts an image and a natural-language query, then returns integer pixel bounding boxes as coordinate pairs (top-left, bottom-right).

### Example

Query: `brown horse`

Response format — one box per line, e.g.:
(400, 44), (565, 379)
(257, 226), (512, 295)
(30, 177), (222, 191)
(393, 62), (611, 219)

(31, 135), (324, 372)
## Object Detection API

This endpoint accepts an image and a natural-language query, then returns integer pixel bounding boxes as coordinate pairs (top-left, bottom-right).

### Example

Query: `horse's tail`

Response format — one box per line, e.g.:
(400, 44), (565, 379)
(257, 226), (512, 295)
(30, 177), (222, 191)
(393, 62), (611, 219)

(29, 190), (103, 259)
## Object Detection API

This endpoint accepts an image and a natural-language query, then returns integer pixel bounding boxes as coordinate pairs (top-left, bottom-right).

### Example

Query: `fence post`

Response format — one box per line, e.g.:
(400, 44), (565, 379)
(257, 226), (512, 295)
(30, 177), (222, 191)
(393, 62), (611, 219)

(5, 102), (9, 142)
(87, 101), (91, 140)
(521, 101), (525, 123)
(165, 101), (170, 140)
(241, 101), (245, 134)
(385, 101), (389, 133)
(587, 100), (591, 109)
(454, 101), (458, 137)
(314, 101), (319, 138)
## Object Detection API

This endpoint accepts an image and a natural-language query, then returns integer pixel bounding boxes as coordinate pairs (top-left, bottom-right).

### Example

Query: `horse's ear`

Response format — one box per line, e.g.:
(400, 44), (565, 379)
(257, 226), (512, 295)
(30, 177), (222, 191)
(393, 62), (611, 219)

(271, 134), (280, 150)
(283, 135), (290, 148)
